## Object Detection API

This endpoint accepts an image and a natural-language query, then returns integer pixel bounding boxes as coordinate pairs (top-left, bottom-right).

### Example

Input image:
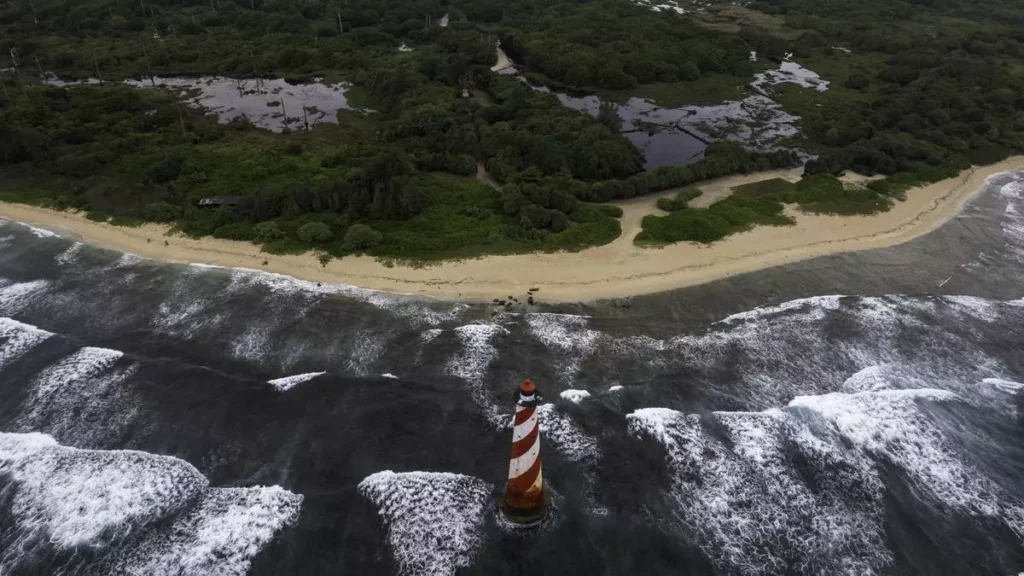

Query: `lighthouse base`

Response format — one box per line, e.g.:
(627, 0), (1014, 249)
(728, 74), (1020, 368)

(499, 489), (551, 528)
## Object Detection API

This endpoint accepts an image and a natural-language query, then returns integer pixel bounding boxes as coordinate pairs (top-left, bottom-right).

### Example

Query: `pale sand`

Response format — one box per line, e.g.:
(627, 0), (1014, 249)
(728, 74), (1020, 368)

(2, 157), (1022, 303)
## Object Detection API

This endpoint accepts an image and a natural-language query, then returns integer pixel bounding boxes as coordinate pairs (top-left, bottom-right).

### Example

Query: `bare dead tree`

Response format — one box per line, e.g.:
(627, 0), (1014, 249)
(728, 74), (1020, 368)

(249, 48), (261, 93)
(92, 51), (102, 82)
(142, 43), (155, 86)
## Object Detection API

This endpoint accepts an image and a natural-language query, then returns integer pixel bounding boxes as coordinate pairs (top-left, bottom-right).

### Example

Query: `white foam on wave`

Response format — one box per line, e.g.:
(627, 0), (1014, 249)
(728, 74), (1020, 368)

(55, 241), (84, 265)
(358, 470), (491, 576)
(537, 403), (599, 464)
(232, 325), (271, 362)
(268, 371), (326, 391)
(0, 317), (54, 371)
(981, 377), (1024, 416)
(420, 328), (443, 343)
(447, 324), (509, 427)
(17, 349), (140, 446)
(608, 385), (623, 392)
(840, 365), (902, 393)
(23, 223), (60, 238)
(999, 179), (1024, 261)
(791, 389), (1024, 531)
(225, 267), (466, 327)
(113, 253), (143, 267)
(715, 295), (842, 325)
(940, 295), (1005, 323)
(559, 389), (591, 403)
(0, 432), (302, 575)
(0, 432), (208, 549)
(613, 292), (1019, 411)
(526, 314), (599, 383)
(17, 347), (124, 425)
(103, 485), (303, 576)
(0, 279), (49, 315)
(628, 404), (888, 574)
(983, 377), (1024, 393)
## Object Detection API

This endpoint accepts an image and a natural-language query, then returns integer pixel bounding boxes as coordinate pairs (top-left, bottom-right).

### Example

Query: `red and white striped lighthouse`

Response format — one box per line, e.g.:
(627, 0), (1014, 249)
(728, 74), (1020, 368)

(501, 378), (549, 525)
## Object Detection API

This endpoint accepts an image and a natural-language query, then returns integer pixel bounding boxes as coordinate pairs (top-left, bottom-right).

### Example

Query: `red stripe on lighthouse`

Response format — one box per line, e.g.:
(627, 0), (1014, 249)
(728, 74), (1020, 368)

(507, 456), (542, 495)
(510, 425), (539, 458)
(513, 406), (535, 426)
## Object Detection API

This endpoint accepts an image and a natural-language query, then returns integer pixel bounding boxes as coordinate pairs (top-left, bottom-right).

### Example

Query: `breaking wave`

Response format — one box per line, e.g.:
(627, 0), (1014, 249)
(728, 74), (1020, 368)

(0, 432), (302, 575)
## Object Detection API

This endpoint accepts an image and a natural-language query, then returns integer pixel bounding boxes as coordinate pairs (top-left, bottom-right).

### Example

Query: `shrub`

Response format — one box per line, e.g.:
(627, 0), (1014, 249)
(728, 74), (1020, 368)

(149, 156), (185, 183)
(656, 197), (677, 212)
(85, 210), (110, 223)
(143, 201), (180, 223)
(845, 73), (870, 90)
(297, 221), (333, 244)
(254, 221), (286, 242)
(213, 222), (256, 241)
(343, 223), (383, 250)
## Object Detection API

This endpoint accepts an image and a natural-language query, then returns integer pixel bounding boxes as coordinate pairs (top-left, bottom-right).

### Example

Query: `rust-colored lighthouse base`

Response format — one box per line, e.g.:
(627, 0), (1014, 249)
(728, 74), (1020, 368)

(499, 486), (551, 527)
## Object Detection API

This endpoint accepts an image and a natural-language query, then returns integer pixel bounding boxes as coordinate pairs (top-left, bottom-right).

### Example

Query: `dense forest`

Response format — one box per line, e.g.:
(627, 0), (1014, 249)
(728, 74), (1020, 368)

(0, 0), (1022, 257)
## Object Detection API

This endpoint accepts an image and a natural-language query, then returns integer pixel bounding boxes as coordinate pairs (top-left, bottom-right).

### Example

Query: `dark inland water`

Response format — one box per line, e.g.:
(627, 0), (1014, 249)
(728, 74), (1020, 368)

(1, 171), (1024, 575)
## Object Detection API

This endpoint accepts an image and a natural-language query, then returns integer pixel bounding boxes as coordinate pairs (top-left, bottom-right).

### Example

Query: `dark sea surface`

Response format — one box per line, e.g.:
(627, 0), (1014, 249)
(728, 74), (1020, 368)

(1, 171), (1024, 575)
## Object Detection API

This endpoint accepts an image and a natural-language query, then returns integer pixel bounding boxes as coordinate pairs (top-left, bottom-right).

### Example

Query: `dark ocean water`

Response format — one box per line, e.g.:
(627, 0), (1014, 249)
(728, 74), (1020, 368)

(1, 172), (1024, 575)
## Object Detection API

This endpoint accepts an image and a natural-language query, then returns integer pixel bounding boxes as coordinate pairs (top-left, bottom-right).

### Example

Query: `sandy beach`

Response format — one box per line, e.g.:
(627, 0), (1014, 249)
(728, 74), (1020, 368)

(2, 156), (1023, 302)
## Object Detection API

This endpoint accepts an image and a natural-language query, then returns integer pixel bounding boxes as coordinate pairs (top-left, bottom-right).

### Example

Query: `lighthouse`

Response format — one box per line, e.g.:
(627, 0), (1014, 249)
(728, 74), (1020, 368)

(500, 378), (550, 526)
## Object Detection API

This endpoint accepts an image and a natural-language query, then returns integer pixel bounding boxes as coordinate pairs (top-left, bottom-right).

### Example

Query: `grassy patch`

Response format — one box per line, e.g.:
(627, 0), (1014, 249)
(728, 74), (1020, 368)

(656, 187), (704, 212)
(637, 194), (793, 245)
(603, 74), (750, 108)
(85, 210), (110, 223)
(777, 174), (893, 215)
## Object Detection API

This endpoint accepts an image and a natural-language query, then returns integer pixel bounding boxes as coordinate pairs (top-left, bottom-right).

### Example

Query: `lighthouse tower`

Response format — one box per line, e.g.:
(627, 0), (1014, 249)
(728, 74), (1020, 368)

(501, 378), (549, 526)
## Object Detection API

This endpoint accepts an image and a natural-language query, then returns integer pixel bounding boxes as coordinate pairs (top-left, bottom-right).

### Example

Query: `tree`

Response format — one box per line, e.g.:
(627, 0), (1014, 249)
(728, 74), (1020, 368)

(597, 102), (622, 132)
(680, 61), (701, 81)
(143, 201), (180, 222)
(254, 221), (285, 242)
(343, 223), (383, 250)
(297, 222), (333, 244)
(845, 73), (870, 90)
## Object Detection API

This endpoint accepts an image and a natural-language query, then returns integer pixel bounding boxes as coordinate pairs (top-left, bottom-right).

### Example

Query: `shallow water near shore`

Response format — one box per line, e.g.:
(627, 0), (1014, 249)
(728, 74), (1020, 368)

(1, 172), (1024, 574)
(43, 75), (369, 132)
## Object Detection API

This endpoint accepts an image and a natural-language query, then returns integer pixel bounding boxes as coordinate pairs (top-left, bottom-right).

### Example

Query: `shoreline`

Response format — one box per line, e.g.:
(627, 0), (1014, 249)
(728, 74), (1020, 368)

(2, 157), (1022, 303)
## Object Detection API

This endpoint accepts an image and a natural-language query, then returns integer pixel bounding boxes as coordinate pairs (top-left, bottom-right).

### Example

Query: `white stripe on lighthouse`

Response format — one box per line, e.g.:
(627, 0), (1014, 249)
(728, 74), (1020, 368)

(512, 410), (537, 442)
(508, 435), (541, 478)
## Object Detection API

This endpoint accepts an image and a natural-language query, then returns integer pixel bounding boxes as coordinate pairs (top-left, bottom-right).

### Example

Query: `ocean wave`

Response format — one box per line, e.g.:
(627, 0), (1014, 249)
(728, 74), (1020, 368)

(224, 267), (466, 327)
(54, 242), (84, 265)
(358, 470), (491, 576)
(628, 403), (889, 575)
(268, 371), (327, 392)
(447, 324), (510, 428)
(0, 317), (54, 371)
(559, 389), (591, 403)
(0, 279), (50, 316)
(536, 403), (599, 465)
(0, 432), (302, 575)
(526, 313), (599, 384)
